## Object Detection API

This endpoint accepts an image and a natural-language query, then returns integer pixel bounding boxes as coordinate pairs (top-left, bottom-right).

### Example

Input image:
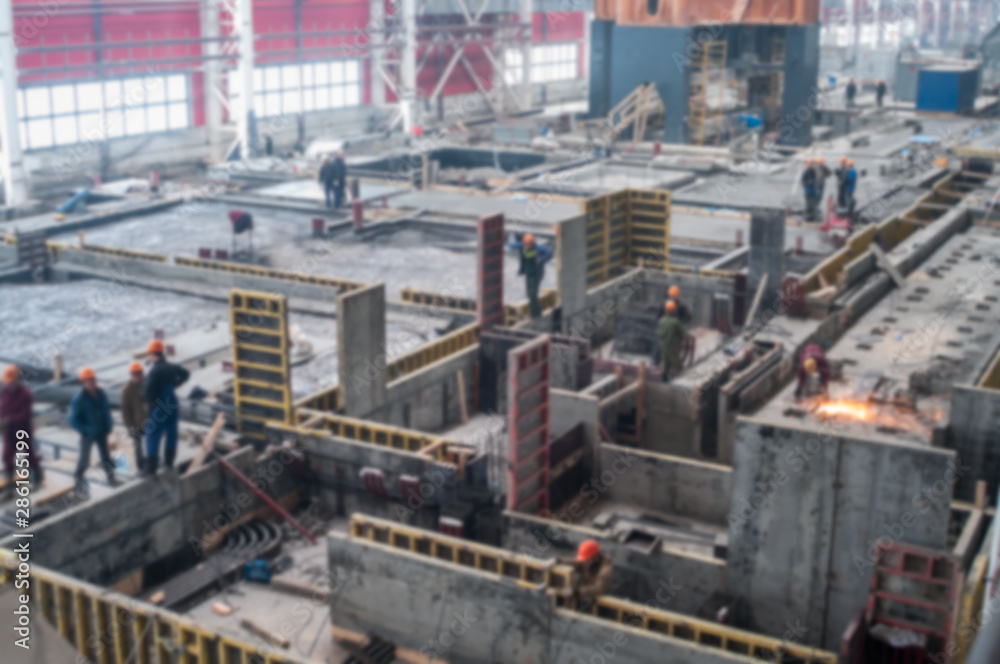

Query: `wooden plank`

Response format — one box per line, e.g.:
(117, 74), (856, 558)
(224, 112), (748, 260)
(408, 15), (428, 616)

(871, 244), (905, 289)
(240, 618), (290, 648)
(183, 412), (227, 476)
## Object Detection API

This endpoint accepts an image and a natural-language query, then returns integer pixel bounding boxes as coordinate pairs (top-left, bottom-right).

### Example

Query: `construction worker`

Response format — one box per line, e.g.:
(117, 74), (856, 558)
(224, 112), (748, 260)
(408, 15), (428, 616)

(795, 344), (831, 400)
(657, 300), (687, 381)
(143, 340), (190, 474)
(667, 285), (691, 325)
(845, 78), (857, 108)
(121, 361), (147, 473)
(228, 209), (253, 234)
(68, 367), (118, 490)
(1, 365), (43, 497)
(876, 79), (888, 108)
(845, 159), (859, 213)
(319, 157), (336, 208)
(332, 150), (348, 209)
(554, 540), (613, 609)
(801, 158), (819, 221)
(835, 156), (850, 209)
(510, 233), (553, 318)
(814, 157), (832, 206)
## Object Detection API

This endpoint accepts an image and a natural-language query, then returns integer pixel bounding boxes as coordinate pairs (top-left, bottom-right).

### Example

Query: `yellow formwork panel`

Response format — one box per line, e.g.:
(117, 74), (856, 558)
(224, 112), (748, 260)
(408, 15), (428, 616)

(179, 255), (364, 293)
(400, 287), (558, 325)
(384, 322), (480, 383)
(583, 188), (671, 288)
(0, 549), (308, 664)
(980, 351), (1000, 390)
(294, 383), (344, 412)
(230, 289), (292, 441)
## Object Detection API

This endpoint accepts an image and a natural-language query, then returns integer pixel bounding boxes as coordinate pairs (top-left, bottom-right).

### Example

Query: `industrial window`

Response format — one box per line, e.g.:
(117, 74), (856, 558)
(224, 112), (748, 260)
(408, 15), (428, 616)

(17, 74), (190, 150)
(504, 43), (579, 85)
(241, 60), (361, 118)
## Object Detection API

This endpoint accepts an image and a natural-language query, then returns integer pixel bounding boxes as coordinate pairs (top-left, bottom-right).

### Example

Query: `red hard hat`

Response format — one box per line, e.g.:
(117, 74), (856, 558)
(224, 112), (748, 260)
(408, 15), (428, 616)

(578, 539), (601, 562)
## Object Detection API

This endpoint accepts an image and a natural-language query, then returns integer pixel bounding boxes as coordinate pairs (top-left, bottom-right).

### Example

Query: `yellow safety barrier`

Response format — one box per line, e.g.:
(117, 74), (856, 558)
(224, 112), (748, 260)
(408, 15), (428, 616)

(349, 514), (575, 592)
(385, 322), (480, 382)
(293, 383), (344, 412)
(230, 289), (293, 441)
(589, 596), (838, 663)
(45, 241), (168, 263)
(400, 288), (558, 325)
(0, 549), (306, 664)
(283, 409), (476, 467)
(177, 256), (365, 293)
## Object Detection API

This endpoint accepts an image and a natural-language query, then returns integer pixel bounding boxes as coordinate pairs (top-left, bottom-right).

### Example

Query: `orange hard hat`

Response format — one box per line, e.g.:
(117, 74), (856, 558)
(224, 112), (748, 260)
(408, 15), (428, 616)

(668, 285), (680, 299)
(804, 358), (818, 375)
(129, 361), (144, 374)
(847, 159), (855, 167)
(817, 157), (825, 165)
(147, 339), (164, 355)
(665, 300), (678, 314)
(577, 539), (601, 562)
(806, 158), (814, 166)
(79, 367), (96, 381)
(523, 233), (535, 244)
(2, 364), (18, 384)
(839, 156), (847, 164)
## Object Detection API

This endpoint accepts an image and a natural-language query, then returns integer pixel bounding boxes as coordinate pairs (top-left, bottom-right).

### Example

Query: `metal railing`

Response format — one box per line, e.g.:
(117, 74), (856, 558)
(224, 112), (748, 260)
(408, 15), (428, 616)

(348, 514), (574, 592)
(385, 322), (480, 382)
(46, 241), (169, 263)
(175, 256), (365, 293)
(588, 596), (838, 663)
(400, 288), (558, 325)
(0, 549), (307, 664)
(284, 409), (477, 466)
(293, 383), (344, 412)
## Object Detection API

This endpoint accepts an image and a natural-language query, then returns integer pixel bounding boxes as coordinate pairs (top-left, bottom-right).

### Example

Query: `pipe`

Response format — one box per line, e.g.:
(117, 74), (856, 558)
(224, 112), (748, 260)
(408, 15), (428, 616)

(211, 450), (317, 545)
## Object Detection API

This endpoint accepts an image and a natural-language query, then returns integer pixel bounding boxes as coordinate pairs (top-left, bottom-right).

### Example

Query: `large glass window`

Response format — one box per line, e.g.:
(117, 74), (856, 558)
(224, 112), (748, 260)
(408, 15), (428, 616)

(504, 43), (579, 85)
(18, 74), (190, 150)
(231, 60), (362, 118)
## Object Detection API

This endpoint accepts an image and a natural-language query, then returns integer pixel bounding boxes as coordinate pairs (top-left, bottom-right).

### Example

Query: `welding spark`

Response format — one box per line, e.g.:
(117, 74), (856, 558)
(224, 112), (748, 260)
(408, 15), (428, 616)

(814, 400), (873, 421)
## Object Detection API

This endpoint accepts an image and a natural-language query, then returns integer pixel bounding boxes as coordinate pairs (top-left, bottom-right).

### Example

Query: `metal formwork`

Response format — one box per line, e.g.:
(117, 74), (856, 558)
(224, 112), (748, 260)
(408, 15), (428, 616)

(293, 383), (344, 412)
(178, 256), (365, 293)
(627, 189), (670, 269)
(47, 241), (169, 263)
(0, 549), (305, 664)
(400, 288), (558, 326)
(478, 213), (506, 329)
(230, 289), (292, 441)
(507, 335), (551, 515)
(384, 323), (480, 382)
(583, 190), (629, 287)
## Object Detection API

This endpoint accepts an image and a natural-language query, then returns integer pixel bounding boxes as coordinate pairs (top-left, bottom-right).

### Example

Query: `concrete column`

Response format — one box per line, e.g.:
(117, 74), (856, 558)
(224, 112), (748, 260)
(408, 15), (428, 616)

(234, 0), (256, 158)
(400, 0), (417, 132)
(748, 208), (785, 311)
(0, 0), (28, 205)
(201, 0), (226, 162)
(369, 0), (386, 107)
(338, 283), (387, 418)
(520, 0), (533, 108)
(557, 216), (588, 336)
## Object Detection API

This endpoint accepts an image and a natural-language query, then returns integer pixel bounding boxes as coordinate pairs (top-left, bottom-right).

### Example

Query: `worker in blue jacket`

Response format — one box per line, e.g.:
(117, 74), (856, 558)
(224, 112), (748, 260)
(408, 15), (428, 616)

(143, 339), (190, 475)
(68, 367), (118, 490)
(845, 159), (859, 213)
(508, 232), (553, 318)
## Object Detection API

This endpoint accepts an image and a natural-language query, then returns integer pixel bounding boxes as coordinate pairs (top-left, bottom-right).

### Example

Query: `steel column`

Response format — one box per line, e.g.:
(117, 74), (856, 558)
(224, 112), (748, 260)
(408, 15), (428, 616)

(0, 0), (28, 205)
(234, 0), (255, 158)
(520, 0), (533, 108)
(201, 0), (226, 162)
(370, 0), (386, 106)
(400, 0), (417, 132)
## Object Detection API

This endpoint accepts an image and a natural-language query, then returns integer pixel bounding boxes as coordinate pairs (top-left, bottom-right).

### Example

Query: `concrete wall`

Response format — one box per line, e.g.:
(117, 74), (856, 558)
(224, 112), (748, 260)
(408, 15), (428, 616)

(948, 384), (1000, 503)
(558, 215), (589, 336)
(727, 417), (957, 649)
(503, 511), (725, 617)
(5, 448), (299, 586)
(599, 444), (732, 526)
(641, 381), (701, 457)
(339, 283), (387, 417)
(327, 532), (553, 664)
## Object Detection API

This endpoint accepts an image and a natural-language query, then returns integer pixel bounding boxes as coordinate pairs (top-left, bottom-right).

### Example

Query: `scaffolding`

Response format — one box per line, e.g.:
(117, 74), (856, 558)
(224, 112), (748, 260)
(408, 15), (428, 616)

(688, 40), (727, 146)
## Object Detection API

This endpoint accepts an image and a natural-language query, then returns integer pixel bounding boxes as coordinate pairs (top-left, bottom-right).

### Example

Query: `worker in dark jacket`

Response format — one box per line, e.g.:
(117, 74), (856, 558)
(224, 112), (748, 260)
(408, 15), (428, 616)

(835, 156), (850, 208)
(795, 344), (831, 399)
(319, 158), (336, 209)
(844, 159), (859, 213)
(801, 158), (819, 221)
(667, 285), (691, 325)
(143, 340), (190, 474)
(1, 365), (43, 496)
(331, 151), (347, 208)
(121, 361), (147, 474)
(228, 209), (253, 234)
(814, 157), (832, 205)
(509, 233), (553, 318)
(876, 79), (887, 108)
(68, 367), (117, 489)
(657, 300), (687, 381)
(845, 78), (857, 108)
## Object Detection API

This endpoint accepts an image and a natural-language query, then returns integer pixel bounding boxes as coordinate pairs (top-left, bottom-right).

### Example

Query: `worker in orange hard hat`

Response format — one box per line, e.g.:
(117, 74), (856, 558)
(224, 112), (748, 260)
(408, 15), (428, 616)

(121, 361), (148, 473)
(68, 367), (118, 493)
(795, 344), (830, 400)
(508, 232), (553, 319)
(666, 285), (691, 324)
(551, 539), (613, 609)
(1, 364), (43, 498)
(657, 300), (687, 382)
(143, 338), (190, 475)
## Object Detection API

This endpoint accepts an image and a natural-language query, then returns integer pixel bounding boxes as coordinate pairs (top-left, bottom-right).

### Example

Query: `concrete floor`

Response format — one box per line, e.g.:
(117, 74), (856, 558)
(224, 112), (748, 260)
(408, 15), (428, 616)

(252, 179), (407, 205)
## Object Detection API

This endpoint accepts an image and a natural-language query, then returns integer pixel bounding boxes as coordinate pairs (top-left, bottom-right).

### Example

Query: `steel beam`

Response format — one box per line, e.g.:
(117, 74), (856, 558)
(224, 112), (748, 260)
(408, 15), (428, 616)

(0, 0), (28, 205)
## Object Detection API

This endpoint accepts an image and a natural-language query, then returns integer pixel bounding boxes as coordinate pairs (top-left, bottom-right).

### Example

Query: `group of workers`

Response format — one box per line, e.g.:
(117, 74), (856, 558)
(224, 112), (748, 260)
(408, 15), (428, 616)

(844, 78), (889, 109)
(319, 151), (348, 210)
(0, 338), (190, 499)
(801, 156), (858, 221)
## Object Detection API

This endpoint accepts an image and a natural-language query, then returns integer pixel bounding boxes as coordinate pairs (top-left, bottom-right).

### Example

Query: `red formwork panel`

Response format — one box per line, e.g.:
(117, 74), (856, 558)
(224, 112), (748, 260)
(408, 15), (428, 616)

(361, 467), (388, 499)
(507, 335), (551, 515)
(477, 213), (505, 329)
